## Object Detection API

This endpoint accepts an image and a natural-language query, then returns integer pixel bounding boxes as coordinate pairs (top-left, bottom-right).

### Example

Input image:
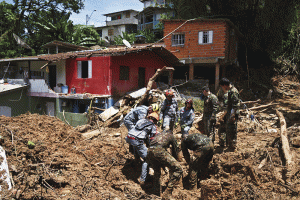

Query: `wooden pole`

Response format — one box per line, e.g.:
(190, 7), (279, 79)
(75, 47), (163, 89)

(189, 63), (194, 80)
(215, 63), (220, 91)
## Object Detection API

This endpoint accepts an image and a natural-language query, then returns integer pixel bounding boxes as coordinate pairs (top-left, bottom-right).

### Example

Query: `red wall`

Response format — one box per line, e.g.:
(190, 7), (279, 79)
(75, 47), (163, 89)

(65, 51), (169, 97)
(66, 56), (111, 95)
(111, 51), (168, 98)
(163, 20), (238, 62)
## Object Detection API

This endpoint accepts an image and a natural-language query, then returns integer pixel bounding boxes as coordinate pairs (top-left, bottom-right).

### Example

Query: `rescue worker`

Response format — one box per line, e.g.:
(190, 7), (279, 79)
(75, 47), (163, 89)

(124, 104), (159, 157)
(159, 89), (178, 131)
(125, 112), (159, 185)
(177, 98), (195, 137)
(219, 77), (240, 151)
(146, 130), (183, 199)
(181, 133), (214, 190)
(201, 86), (219, 142)
(124, 104), (159, 131)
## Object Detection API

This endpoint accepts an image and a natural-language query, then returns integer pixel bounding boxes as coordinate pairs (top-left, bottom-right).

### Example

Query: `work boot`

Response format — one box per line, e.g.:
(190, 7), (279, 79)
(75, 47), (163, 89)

(161, 187), (173, 200)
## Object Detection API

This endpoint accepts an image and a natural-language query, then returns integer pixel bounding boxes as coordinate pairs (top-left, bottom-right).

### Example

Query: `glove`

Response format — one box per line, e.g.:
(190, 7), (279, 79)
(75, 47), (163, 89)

(174, 122), (179, 128)
(158, 120), (162, 126)
(210, 117), (216, 125)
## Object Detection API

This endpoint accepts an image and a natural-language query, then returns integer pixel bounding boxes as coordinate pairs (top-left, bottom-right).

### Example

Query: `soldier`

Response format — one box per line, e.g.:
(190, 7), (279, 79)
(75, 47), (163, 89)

(177, 98), (195, 137)
(201, 86), (219, 142)
(219, 77), (240, 151)
(125, 112), (159, 185)
(146, 130), (183, 199)
(217, 88), (228, 148)
(181, 133), (214, 190)
(159, 89), (178, 131)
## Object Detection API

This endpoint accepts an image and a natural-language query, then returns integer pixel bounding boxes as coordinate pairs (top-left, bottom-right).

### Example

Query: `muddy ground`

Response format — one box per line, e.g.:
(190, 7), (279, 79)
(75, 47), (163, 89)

(0, 75), (300, 199)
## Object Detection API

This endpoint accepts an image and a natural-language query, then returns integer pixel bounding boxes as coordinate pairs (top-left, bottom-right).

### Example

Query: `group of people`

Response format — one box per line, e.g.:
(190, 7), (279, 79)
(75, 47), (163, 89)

(123, 77), (240, 199)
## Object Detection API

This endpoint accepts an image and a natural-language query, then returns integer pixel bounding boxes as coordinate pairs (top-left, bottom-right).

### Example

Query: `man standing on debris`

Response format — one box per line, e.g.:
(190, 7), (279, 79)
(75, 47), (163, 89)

(177, 98), (195, 137)
(201, 86), (219, 142)
(219, 77), (240, 150)
(181, 132), (214, 190)
(125, 112), (159, 185)
(146, 130), (183, 199)
(159, 89), (178, 131)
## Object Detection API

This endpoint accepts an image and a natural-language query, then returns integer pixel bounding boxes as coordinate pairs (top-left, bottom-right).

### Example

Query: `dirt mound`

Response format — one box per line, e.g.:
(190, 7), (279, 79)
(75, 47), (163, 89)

(0, 75), (300, 199)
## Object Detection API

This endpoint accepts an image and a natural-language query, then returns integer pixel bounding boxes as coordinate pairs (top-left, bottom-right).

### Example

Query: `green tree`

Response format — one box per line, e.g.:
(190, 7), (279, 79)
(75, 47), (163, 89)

(0, 0), (84, 58)
(72, 25), (101, 47)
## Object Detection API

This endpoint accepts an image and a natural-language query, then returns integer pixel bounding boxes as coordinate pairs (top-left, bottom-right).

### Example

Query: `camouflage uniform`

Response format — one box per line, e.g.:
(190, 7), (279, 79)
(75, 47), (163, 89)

(146, 131), (183, 196)
(178, 107), (195, 136)
(126, 119), (157, 182)
(160, 98), (178, 131)
(181, 133), (214, 190)
(225, 86), (240, 149)
(217, 89), (228, 147)
(203, 93), (218, 142)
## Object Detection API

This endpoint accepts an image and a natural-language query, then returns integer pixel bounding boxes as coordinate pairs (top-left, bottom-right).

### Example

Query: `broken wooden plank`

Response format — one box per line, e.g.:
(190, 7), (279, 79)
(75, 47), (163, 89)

(81, 129), (101, 139)
(276, 109), (293, 166)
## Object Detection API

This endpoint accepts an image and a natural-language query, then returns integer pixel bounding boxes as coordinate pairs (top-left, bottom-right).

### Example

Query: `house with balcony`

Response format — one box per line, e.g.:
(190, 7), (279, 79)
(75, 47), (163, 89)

(95, 9), (139, 43)
(162, 18), (244, 91)
(136, 0), (175, 38)
(0, 44), (178, 126)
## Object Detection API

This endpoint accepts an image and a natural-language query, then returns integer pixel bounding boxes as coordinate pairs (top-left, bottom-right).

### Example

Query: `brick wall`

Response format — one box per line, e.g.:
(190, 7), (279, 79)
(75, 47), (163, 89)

(163, 20), (238, 62)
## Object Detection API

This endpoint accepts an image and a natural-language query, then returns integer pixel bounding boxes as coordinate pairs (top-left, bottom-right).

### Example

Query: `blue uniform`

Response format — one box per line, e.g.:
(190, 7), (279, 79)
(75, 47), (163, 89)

(178, 107), (195, 135)
(125, 119), (157, 182)
(160, 98), (178, 131)
(124, 105), (148, 131)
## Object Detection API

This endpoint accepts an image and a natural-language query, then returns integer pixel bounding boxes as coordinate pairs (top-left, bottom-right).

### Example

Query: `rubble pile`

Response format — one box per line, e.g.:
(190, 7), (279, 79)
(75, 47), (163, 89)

(0, 75), (299, 199)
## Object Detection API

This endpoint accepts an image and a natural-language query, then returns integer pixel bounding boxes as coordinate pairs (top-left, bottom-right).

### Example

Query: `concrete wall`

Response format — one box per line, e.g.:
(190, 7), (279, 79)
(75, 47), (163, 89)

(0, 88), (29, 117)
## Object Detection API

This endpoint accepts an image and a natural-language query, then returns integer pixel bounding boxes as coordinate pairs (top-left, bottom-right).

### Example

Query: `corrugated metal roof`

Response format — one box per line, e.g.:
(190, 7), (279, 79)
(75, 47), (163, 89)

(103, 9), (139, 16)
(0, 44), (180, 66)
(41, 40), (90, 51)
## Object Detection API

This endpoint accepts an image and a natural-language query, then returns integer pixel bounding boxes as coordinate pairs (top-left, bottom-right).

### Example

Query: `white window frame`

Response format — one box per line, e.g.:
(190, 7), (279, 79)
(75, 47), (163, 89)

(77, 60), (92, 79)
(199, 30), (213, 44)
(171, 33), (185, 46)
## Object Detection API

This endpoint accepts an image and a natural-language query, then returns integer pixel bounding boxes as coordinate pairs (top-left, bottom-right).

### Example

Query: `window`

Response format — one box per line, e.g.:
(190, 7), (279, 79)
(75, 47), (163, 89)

(119, 66), (129, 80)
(97, 29), (102, 37)
(111, 14), (122, 21)
(199, 31), (213, 44)
(108, 29), (114, 36)
(77, 60), (92, 79)
(172, 34), (185, 46)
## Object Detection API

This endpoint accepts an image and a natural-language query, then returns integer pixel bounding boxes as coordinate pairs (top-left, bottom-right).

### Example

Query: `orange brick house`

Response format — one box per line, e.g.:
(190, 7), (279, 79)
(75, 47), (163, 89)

(162, 18), (243, 90)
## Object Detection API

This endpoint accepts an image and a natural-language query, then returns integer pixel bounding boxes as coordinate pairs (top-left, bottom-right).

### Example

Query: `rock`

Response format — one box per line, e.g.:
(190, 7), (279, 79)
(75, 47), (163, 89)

(114, 133), (121, 137)
(291, 136), (300, 147)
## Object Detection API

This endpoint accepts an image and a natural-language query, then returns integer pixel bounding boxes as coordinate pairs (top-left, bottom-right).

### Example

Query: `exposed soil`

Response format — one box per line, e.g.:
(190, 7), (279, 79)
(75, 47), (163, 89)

(0, 75), (300, 199)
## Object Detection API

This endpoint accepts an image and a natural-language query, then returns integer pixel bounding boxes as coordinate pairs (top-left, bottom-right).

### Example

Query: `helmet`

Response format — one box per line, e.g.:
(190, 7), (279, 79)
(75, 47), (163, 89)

(185, 98), (193, 106)
(165, 89), (174, 97)
(148, 112), (159, 121)
(149, 103), (159, 112)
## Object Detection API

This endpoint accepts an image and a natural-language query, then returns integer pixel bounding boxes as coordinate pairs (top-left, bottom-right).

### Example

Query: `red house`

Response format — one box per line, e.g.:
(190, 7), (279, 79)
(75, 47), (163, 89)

(162, 18), (243, 90)
(56, 45), (178, 99)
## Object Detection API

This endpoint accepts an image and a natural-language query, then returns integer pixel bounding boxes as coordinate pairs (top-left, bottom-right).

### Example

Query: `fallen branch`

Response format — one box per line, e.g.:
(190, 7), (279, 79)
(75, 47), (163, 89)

(247, 102), (279, 110)
(62, 110), (71, 126)
(137, 66), (174, 106)
(276, 110), (293, 166)
(105, 160), (116, 180)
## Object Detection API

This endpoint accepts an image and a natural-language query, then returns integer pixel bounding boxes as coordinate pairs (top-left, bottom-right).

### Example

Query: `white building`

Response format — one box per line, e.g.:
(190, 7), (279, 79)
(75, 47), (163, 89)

(95, 9), (139, 42)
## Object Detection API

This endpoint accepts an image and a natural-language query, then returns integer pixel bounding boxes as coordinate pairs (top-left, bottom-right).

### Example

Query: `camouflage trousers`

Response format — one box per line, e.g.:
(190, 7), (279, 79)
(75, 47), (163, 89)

(218, 115), (237, 148)
(146, 147), (183, 194)
(203, 116), (216, 142)
(189, 142), (214, 189)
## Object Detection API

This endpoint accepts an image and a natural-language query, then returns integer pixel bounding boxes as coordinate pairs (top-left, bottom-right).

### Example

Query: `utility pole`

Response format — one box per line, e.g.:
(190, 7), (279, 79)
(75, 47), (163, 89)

(86, 10), (97, 26)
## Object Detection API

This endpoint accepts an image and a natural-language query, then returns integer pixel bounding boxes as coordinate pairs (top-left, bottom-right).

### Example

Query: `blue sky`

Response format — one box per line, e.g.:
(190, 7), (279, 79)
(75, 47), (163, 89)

(1, 0), (144, 27)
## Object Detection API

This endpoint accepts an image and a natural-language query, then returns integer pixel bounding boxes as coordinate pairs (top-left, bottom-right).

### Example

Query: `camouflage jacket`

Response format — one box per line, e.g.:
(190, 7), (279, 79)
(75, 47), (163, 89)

(217, 89), (228, 111)
(124, 105), (148, 125)
(203, 93), (219, 118)
(181, 133), (212, 163)
(160, 98), (178, 120)
(178, 107), (195, 126)
(149, 131), (180, 160)
(227, 86), (240, 115)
